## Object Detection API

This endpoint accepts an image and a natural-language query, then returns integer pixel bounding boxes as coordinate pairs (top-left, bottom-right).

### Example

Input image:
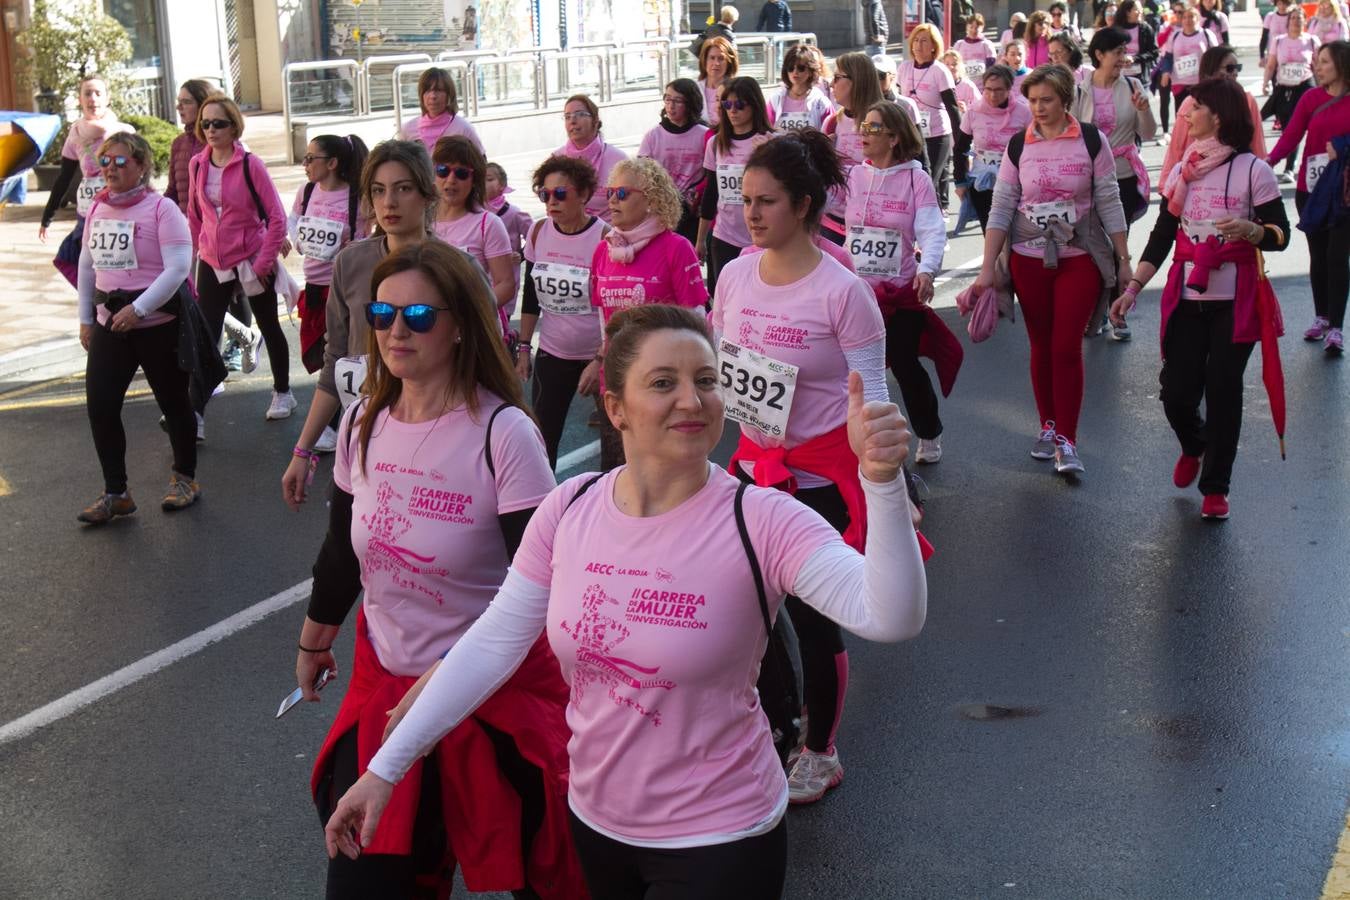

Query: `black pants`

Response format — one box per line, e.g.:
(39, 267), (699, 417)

(1296, 191), (1350, 328)
(925, 134), (954, 209)
(1159, 85), (1172, 133)
(676, 203), (700, 248)
(971, 186), (994, 233)
(86, 318), (196, 494)
(531, 350), (590, 469)
(883, 308), (942, 439)
(194, 260), (289, 402)
(568, 810), (786, 900)
(318, 725), (546, 900)
(1118, 175), (1148, 228)
(706, 235), (743, 302)
(1159, 300), (1255, 497)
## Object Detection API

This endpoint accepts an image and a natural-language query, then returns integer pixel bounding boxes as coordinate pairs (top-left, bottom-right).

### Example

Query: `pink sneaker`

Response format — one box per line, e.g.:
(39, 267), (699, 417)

(1201, 495), (1230, 520)
(1173, 454), (1201, 488)
(1325, 328), (1344, 356)
(1305, 317), (1331, 341)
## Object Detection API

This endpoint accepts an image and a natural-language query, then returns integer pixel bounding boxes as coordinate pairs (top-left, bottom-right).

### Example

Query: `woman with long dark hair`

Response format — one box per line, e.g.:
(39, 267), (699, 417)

(638, 77), (710, 245)
(1262, 7), (1320, 182)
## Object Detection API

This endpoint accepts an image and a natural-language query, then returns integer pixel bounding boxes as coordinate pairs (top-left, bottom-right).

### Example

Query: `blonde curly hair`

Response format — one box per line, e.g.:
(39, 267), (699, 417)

(608, 158), (682, 231)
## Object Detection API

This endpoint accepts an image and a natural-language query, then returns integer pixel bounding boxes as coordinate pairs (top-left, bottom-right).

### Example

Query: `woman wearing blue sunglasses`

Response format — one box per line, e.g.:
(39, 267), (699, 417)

(431, 136), (517, 316)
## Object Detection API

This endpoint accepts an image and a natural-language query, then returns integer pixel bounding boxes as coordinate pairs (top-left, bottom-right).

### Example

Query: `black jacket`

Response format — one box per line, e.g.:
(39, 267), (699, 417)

(691, 22), (736, 57)
(757, 0), (792, 31)
(864, 0), (889, 43)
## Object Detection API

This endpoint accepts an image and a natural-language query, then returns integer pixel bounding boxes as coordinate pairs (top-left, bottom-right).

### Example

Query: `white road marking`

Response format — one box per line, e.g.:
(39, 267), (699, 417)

(555, 439), (600, 473)
(0, 580), (312, 747)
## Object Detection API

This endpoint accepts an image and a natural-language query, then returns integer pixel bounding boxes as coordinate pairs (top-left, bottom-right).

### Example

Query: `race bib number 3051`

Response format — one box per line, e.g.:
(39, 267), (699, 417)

(718, 164), (746, 206)
(718, 339), (798, 438)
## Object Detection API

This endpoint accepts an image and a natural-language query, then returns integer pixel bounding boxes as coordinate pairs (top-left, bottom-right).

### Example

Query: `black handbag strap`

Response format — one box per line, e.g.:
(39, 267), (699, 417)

(734, 481), (772, 638)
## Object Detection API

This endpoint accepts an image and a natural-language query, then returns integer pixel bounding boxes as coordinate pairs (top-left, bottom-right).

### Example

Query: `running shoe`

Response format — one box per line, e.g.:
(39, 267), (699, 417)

(1304, 316), (1331, 341)
(1111, 319), (1132, 342)
(314, 425), (339, 455)
(1054, 436), (1084, 475)
(240, 326), (264, 374)
(787, 747), (844, 804)
(1325, 328), (1344, 356)
(266, 390), (297, 420)
(222, 339), (243, 372)
(77, 492), (136, 525)
(1030, 421), (1057, 460)
(1201, 494), (1229, 520)
(1173, 453), (1201, 489)
(916, 437), (943, 464)
(1278, 171), (1295, 185)
(161, 472), (201, 511)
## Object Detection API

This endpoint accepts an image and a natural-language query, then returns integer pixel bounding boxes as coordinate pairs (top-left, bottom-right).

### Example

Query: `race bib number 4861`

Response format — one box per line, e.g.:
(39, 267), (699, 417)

(718, 339), (798, 438)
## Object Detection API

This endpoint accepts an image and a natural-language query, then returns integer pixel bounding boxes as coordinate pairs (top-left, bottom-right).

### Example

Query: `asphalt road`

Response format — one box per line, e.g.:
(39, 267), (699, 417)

(1, 104), (1347, 900)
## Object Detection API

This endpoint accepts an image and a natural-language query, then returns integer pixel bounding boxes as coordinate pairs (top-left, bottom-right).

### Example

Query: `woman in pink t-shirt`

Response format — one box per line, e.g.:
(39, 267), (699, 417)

(847, 102), (951, 465)
(696, 76), (775, 297)
(592, 158), (710, 470)
(1200, 0), (1231, 46)
(76, 131), (199, 523)
(768, 42), (836, 133)
(517, 155), (609, 467)
(1263, 9), (1320, 181)
(431, 136), (516, 321)
(697, 36), (739, 126)
(1309, 0), (1349, 45)
(395, 67), (483, 155)
(638, 77), (711, 246)
(822, 52), (885, 242)
(289, 134), (370, 408)
(1109, 79), (1290, 519)
(326, 303), (927, 898)
(957, 13), (999, 83)
(555, 94), (630, 223)
(956, 65), (1033, 232)
(714, 130), (891, 805)
(1161, 6), (1221, 106)
(1003, 40), (1031, 92)
(1164, 47), (1269, 189)
(900, 24), (963, 211)
(974, 65), (1131, 476)
(296, 241), (583, 899)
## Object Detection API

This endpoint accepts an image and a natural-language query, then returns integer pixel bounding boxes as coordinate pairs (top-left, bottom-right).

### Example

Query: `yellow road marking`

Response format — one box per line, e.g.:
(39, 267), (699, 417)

(0, 386), (154, 414)
(0, 470), (10, 497)
(1323, 808), (1350, 900)
(0, 373), (82, 403)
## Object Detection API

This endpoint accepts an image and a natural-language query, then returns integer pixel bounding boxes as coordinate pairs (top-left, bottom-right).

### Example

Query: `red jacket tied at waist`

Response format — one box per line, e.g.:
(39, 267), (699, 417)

(1161, 231), (1276, 351)
(872, 282), (964, 397)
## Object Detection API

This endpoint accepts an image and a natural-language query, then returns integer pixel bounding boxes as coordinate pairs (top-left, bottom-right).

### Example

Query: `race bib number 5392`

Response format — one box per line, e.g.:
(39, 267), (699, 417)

(717, 339), (798, 438)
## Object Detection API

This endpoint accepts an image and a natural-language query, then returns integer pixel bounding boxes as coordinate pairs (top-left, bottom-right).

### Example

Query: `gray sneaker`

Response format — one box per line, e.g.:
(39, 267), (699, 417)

(1054, 436), (1085, 474)
(787, 747), (843, 804)
(1030, 422), (1057, 460)
(1111, 319), (1132, 341)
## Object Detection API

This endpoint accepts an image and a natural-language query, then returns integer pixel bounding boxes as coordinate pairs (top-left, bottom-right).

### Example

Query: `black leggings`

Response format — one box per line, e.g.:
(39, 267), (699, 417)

(1117, 176), (1148, 228)
(925, 134), (954, 209)
(1159, 300), (1255, 496)
(970, 186), (994, 233)
(1159, 85), (1172, 133)
(531, 350), (590, 469)
(883, 308), (942, 440)
(194, 259), (289, 400)
(86, 318), (196, 493)
(568, 810), (786, 900)
(1296, 191), (1350, 328)
(706, 235), (744, 301)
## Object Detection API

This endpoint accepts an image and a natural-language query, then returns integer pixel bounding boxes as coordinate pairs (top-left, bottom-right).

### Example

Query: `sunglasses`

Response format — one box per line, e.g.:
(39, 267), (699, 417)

(563, 110), (594, 122)
(302, 154), (332, 165)
(832, 73), (852, 83)
(200, 118), (233, 131)
(1223, 63), (1243, 73)
(538, 186), (571, 203)
(434, 164), (474, 180)
(857, 123), (893, 136)
(791, 64), (815, 73)
(721, 99), (749, 111)
(365, 301), (453, 333)
(606, 186), (643, 201)
(98, 154), (131, 168)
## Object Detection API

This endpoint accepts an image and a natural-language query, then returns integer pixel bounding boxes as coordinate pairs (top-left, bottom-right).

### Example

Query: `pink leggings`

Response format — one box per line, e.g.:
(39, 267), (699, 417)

(1010, 252), (1102, 444)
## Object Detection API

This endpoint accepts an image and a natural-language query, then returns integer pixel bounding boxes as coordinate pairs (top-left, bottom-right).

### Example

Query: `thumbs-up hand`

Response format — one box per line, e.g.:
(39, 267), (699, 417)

(846, 371), (909, 483)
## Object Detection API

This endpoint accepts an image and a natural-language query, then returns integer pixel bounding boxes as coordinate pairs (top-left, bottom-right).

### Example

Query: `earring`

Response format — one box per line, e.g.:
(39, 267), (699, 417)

(454, 335), (462, 343)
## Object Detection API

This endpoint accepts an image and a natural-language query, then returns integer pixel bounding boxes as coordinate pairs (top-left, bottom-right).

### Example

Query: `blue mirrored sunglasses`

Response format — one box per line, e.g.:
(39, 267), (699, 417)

(365, 302), (452, 333)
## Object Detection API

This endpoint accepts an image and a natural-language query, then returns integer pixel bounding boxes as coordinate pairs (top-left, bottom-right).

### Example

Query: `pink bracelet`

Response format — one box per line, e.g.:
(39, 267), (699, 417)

(293, 447), (319, 460)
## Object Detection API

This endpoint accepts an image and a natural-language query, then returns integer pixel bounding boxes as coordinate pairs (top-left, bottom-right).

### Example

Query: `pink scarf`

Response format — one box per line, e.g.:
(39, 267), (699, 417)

(1163, 137), (1233, 217)
(605, 215), (666, 263)
(562, 135), (607, 170)
(96, 185), (154, 208)
(417, 112), (454, 149)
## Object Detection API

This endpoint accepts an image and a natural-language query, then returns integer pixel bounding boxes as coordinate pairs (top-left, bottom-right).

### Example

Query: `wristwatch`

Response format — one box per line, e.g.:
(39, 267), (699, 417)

(132, 306), (146, 319)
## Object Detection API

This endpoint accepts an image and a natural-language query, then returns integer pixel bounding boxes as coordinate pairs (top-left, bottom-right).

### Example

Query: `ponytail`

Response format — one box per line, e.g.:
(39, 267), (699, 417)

(312, 133), (370, 189)
(744, 130), (845, 230)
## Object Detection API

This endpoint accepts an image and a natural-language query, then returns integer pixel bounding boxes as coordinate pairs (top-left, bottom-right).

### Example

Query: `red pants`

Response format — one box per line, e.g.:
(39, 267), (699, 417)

(1010, 252), (1102, 444)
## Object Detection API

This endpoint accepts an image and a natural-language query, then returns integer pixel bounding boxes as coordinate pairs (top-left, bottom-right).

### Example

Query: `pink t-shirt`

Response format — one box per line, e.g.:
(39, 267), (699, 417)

(399, 112), (484, 155)
(739, 234), (856, 272)
(1093, 86), (1118, 137)
(1310, 15), (1348, 45)
(590, 229), (708, 322)
(334, 394), (556, 677)
(956, 37), (998, 79)
(87, 193), (191, 329)
(830, 110), (866, 170)
(997, 119), (1116, 260)
(1203, 11), (1230, 44)
(525, 216), (607, 360)
(1012, 68), (1029, 93)
(768, 85), (835, 131)
(555, 138), (630, 223)
(845, 162), (940, 290)
(698, 79), (723, 125)
(1273, 33), (1320, 85)
(291, 183), (368, 286)
(899, 60), (956, 137)
(514, 466), (839, 842)
(638, 122), (711, 194)
(961, 96), (1033, 157)
(1166, 29), (1218, 87)
(702, 132), (774, 247)
(711, 253), (885, 448)
(1264, 11), (1293, 53)
(953, 78), (979, 110)
(63, 113), (126, 176)
(433, 209), (515, 286)
(1173, 154), (1281, 300)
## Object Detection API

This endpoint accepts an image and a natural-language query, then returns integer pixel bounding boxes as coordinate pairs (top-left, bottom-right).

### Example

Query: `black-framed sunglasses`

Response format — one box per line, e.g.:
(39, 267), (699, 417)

(434, 164), (474, 180)
(365, 301), (453, 333)
(1223, 63), (1243, 73)
(791, 63), (815, 73)
(302, 154), (332, 165)
(200, 118), (232, 131)
(721, 98), (749, 111)
(538, 186), (570, 203)
(98, 154), (131, 168)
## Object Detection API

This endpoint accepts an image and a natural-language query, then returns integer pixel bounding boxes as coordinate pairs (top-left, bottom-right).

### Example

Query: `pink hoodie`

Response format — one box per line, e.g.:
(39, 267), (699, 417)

(187, 142), (287, 276)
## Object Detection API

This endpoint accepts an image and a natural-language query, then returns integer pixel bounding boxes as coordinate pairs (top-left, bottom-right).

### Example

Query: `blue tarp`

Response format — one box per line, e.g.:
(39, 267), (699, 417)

(0, 111), (63, 204)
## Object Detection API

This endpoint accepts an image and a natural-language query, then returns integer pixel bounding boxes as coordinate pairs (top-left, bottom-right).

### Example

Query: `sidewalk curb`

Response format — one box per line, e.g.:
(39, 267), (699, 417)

(0, 337), (85, 384)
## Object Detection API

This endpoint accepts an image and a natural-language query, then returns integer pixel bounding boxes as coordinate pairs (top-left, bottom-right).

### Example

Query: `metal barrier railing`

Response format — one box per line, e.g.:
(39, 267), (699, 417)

(542, 49), (612, 104)
(360, 53), (433, 115)
(613, 39), (671, 93)
(473, 53), (546, 110)
(282, 59), (361, 163)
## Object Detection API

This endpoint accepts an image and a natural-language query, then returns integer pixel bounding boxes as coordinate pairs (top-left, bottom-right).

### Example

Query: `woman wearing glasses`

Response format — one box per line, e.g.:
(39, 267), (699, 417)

(1163, 47), (1266, 182)
(638, 78), (710, 246)
(431, 136), (516, 315)
(956, 65), (1033, 233)
(554, 94), (629, 224)
(696, 77), (775, 296)
(822, 53), (886, 243)
(768, 43), (836, 132)
(593, 158), (710, 470)
(295, 241), (583, 899)
(76, 132), (200, 523)
(900, 24), (963, 212)
(697, 36), (740, 126)
(396, 67), (483, 155)
(282, 140), (441, 510)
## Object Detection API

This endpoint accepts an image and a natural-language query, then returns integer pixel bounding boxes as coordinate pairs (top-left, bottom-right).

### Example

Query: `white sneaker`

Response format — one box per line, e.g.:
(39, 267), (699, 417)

(313, 425), (339, 454)
(265, 390), (297, 420)
(240, 326), (263, 374)
(1111, 319), (1132, 342)
(1054, 435), (1084, 474)
(787, 747), (844, 804)
(1030, 421), (1057, 460)
(916, 436), (943, 464)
